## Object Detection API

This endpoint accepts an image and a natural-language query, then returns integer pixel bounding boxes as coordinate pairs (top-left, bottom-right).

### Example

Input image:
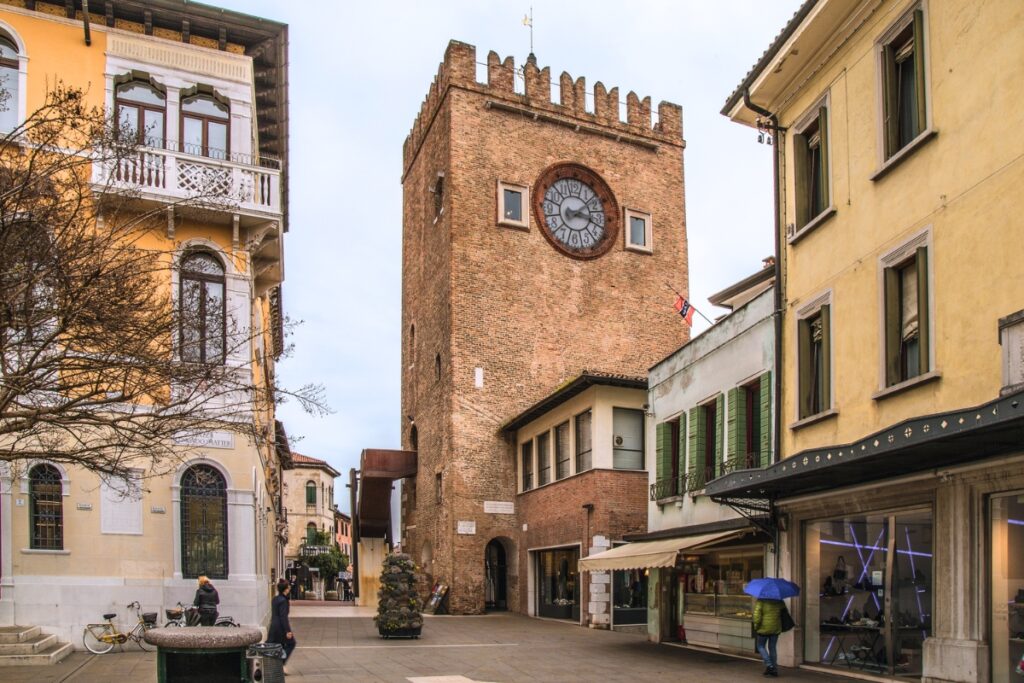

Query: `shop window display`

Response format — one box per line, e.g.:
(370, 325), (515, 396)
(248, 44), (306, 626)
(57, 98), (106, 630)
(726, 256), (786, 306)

(536, 547), (579, 621)
(612, 568), (648, 625)
(804, 510), (932, 677)
(681, 548), (762, 619)
(991, 494), (1024, 682)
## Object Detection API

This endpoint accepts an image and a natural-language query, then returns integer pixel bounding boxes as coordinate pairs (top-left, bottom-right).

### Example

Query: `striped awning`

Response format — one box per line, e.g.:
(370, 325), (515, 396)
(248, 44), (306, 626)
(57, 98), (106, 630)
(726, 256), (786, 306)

(578, 529), (748, 572)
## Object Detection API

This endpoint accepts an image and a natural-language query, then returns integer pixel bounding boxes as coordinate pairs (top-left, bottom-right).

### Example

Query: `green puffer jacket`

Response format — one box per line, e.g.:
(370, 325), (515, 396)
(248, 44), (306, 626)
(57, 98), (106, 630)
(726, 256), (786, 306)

(753, 598), (784, 635)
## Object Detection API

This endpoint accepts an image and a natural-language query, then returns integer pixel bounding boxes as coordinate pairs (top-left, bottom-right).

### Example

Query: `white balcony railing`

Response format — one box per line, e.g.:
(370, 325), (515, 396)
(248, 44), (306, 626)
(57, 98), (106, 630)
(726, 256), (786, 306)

(93, 145), (282, 216)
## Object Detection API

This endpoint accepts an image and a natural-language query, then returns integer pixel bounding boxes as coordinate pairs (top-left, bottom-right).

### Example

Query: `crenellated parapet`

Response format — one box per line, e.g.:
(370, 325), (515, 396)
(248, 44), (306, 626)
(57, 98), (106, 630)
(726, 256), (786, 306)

(403, 40), (683, 174)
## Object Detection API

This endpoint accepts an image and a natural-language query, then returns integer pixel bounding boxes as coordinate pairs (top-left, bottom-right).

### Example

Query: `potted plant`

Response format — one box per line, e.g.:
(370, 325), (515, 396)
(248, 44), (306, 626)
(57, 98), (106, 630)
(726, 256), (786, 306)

(374, 553), (423, 638)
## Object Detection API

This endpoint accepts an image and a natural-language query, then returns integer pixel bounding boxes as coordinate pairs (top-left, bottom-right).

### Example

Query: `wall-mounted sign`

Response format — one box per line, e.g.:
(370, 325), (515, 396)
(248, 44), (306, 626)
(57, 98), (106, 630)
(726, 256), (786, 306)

(150, 506), (166, 514)
(457, 520), (476, 535)
(76, 502), (93, 511)
(483, 501), (514, 514)
(174, 431), (234, 449)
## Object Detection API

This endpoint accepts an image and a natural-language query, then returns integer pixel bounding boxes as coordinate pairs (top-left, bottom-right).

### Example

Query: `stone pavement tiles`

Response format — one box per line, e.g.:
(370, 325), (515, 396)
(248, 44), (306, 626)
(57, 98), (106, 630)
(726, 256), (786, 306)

(1, 613), (848, 682)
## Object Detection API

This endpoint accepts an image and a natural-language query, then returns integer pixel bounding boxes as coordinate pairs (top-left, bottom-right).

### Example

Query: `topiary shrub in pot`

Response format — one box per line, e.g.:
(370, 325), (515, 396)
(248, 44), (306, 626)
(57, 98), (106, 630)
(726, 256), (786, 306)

(374, 552), (423, 638)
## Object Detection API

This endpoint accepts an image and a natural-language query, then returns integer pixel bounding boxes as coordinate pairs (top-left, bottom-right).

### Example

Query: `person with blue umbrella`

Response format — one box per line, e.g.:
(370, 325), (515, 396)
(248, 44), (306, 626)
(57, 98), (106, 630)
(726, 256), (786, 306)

(745, 577), (800, 677)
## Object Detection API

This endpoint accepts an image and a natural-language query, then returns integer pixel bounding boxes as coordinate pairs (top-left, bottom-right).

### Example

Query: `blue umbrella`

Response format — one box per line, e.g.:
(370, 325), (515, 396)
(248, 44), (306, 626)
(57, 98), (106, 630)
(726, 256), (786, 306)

(744, 577), (801, 600)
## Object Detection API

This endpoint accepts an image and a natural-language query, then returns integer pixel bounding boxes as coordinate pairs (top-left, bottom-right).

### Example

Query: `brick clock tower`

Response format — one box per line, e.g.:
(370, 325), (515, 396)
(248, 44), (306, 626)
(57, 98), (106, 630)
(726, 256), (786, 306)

(400, 41), (687, 615)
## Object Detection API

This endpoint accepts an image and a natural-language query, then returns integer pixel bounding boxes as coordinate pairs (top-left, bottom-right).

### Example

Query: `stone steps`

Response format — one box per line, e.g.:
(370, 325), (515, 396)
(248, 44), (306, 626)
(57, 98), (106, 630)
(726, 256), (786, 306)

(0, 626), (74, 666)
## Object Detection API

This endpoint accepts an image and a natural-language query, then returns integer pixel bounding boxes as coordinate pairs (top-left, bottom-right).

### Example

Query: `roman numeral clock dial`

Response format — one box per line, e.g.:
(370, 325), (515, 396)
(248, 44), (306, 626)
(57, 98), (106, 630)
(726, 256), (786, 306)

(532, 163), (619, 259)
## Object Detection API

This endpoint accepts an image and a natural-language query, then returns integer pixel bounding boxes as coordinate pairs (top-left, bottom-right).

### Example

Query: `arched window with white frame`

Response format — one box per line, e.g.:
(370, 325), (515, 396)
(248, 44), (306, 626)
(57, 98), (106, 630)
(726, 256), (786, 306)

(114, 74), (166, 148)
(0, 33), (20, 133)
(179, 251), (226, 364)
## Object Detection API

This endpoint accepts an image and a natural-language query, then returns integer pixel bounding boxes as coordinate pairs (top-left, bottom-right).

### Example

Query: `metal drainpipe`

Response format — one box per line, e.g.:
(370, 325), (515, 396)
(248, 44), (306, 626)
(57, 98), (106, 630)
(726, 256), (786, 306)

(742, 88), (784, 576)
(82, 0), (91, 46)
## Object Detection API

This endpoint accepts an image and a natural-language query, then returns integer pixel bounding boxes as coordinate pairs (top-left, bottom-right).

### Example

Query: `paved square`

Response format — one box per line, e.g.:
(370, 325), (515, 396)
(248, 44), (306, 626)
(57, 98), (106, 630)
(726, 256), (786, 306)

(2, 611), (847, 682)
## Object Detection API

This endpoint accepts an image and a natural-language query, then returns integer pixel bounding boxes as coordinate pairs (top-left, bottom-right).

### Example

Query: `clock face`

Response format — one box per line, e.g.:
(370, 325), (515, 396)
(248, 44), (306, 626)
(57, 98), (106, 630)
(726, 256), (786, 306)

(533, 163), (619, 259)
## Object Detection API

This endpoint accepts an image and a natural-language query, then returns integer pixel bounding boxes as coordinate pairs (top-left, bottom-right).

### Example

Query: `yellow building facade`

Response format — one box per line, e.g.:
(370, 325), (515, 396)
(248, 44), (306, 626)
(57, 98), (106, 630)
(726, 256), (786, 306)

(0, 0), (290, 654)
(711, 1), (1024, 681)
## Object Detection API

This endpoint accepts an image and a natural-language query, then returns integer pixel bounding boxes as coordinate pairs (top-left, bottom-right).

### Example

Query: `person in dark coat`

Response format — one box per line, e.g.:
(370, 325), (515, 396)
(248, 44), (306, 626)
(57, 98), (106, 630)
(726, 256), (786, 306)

(268, 578), (296, 671)
(193, 576), (220, 626)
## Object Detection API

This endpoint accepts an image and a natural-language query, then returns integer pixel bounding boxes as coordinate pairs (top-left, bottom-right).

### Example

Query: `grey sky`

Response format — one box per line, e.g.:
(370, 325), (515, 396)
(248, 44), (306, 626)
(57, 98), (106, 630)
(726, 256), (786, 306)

(213, 0), (802, 512)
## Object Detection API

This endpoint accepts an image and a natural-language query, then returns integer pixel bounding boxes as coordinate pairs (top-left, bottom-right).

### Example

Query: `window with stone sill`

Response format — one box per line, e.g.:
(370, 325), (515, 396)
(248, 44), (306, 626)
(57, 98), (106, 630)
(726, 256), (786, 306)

(574, 409), (593, 473)
(521, 440), (534, 491)
(793, 102), (830, 231)
(623, 208), (652, 253)
(883, 244), (930, 387)
(798, 303), (832, 420)
(880, 7), (928, 160)
(497, 180), (529, 229)
(29, 464), (63, 550)
(537, 431), (551, 486)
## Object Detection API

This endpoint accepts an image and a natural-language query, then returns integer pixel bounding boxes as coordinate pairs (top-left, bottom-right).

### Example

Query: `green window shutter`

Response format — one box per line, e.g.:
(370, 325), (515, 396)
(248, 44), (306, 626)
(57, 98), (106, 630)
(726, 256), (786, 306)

(820, 304), (832, 411)
(818, 106), (830, 208)
(726, 388), (738, 459)
(884, 266), (901, 386)
(714, 394), (725, 477)
(655, 422), (670, 482)
(882, 43), (899, 156)
(677, 415), (688, 489)
(913, 9), (927, 135)
(687, 409), (701, 487)
(798, 319), (812, 419)
(759, 372), (772, 467)
(793, 132), (809, 228)
(916, 246), (930, 375)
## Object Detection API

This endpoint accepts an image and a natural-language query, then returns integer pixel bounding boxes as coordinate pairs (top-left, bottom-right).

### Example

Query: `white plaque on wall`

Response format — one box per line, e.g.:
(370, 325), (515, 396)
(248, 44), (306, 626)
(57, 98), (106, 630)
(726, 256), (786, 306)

(457, 520), (476, 535)
(174, 431), (235, 449)
(483, 501), (514, 514)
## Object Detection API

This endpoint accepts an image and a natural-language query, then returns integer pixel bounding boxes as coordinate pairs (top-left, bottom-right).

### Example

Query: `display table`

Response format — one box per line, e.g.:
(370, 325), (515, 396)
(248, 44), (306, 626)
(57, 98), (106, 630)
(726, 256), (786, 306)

(145, 626), (262, 683)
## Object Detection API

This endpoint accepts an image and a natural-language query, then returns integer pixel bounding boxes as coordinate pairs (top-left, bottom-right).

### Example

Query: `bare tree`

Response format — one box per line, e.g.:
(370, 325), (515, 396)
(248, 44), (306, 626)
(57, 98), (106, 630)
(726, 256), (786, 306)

(0, 83), (325, 480)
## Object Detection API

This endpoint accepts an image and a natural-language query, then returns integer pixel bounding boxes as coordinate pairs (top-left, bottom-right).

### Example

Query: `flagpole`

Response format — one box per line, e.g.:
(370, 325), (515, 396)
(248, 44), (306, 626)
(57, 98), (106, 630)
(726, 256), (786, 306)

(664, 282), (714, 325)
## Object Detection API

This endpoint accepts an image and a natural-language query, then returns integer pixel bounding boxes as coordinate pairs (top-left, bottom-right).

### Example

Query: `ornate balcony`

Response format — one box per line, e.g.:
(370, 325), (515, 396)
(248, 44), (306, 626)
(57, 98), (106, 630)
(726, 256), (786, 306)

(92, 142), (282, 220)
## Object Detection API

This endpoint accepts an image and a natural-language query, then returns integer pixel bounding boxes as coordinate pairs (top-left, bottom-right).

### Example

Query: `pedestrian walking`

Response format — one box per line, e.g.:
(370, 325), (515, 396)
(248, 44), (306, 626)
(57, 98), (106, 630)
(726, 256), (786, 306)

(268, 578), (297, 674)
(753, 597), (783, 676)
(193, 575), (220, 626)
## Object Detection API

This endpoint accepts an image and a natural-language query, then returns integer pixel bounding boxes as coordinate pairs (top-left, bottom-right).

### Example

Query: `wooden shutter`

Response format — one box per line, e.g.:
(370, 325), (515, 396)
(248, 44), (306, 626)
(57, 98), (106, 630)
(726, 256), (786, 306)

(687, 409), (701, 488)
(759, 372), (772, 467)
(714, 394), (725, 478)
(655, 422), (670, 483)
(883, 43), (899, 157)
(677, 414), (688, 489)
(798, 318), (813, 419)
(726, 387), (738, 459)
(793, 132), (809, 228)
(820, 304), (832, 410)
(913, 10), (927, 135)
(884, 266), (901, 386)
(916, 246), (929, 375)
(818, 107), (830, 209)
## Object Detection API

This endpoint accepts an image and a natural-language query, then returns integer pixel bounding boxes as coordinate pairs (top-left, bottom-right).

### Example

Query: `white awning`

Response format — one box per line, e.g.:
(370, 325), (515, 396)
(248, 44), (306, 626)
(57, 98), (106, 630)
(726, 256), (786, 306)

(578, 529), (749, 572)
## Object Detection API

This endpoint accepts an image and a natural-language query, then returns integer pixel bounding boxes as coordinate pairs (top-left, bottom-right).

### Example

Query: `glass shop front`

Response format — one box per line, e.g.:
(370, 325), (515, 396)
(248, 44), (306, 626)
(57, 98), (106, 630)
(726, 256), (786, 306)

(991, 492), (1024, 683)
(612, 568), (648, 625)
(536, 547), (580, 621)
(803, 509), (933, 678)
(678, 544), (765, 652)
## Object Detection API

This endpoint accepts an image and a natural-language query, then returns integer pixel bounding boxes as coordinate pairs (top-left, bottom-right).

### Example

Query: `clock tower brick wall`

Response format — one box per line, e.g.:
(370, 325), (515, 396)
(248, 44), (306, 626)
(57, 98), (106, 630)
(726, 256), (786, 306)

(401, 40), (689, 615)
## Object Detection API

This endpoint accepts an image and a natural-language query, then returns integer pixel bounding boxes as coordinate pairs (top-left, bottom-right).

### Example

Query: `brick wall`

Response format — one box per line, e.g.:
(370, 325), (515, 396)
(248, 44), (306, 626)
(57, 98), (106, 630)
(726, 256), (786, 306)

(401, 40), (687, 615)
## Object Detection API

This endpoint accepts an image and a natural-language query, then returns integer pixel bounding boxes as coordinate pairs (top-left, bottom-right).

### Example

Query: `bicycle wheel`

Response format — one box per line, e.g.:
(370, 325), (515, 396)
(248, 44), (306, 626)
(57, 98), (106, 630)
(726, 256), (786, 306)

(135, 626), (156, 652)
(83, 624), (115, 654)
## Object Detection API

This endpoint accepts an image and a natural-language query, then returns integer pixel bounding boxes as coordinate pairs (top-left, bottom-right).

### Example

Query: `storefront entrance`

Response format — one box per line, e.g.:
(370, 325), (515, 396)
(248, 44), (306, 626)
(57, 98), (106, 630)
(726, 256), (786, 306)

(484, 539), (507, 610)
(804, 509), (933, 678)
(991, 493), (1024, 682)
(536, 547), (579, 621)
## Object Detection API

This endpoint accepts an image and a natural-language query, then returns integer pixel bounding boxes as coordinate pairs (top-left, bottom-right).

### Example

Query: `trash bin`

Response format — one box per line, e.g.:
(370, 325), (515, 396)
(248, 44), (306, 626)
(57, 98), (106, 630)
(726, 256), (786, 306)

(246, 643), (285, 683)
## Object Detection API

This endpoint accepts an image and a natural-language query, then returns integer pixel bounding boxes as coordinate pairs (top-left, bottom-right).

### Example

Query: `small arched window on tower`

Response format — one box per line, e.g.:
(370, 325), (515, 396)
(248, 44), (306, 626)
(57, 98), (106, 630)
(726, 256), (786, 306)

(409, 324), (416, 364)
(432, 174), (444, 221)
(305, 480), (316, 507)
(115, 74), (166, 148)
(435, 353), (441, 381)
(0, 34), (21, 133)
(410, 424), (418, 451)
(179, 251), (226, 364)
(180, 87), (230, 160)
(305, 522), (317, 545)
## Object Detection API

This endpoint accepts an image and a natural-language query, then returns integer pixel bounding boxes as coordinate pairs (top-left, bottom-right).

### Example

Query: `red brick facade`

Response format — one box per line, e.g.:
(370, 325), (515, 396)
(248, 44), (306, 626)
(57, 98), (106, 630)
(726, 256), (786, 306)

(400, 40), (687, 615)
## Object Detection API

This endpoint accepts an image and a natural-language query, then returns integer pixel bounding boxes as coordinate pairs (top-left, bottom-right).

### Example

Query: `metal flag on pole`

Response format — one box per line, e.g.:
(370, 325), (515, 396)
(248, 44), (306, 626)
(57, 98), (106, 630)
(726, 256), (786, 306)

(665, 282), (713, 326)
(523, 7), (533, 55)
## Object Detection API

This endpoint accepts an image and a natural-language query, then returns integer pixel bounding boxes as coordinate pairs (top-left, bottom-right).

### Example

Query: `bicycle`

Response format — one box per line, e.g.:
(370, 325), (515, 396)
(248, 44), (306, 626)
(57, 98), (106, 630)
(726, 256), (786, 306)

(82, 601), (158, 654)
(165, 601), (239, 627)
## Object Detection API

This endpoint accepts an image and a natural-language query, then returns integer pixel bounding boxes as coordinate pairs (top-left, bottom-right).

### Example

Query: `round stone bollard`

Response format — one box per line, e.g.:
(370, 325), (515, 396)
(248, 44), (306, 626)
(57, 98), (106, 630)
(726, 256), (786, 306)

(145, 626), (262, 683)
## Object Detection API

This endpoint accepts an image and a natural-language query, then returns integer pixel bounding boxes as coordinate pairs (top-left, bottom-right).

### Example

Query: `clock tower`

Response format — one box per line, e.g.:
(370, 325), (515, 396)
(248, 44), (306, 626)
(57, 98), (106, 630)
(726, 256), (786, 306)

(400, 41), (688, 616)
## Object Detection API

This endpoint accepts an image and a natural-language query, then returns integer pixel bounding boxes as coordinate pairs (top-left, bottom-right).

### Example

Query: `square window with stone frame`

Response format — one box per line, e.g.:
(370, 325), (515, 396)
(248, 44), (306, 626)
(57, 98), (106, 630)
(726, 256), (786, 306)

(792, 102), (830, 234)
(623, 208), (653, 253)
(880, 7), (928, 160)
(497, 180), (529, 230)
(798, 303), (831, 420)
(884, 246), (930, 386)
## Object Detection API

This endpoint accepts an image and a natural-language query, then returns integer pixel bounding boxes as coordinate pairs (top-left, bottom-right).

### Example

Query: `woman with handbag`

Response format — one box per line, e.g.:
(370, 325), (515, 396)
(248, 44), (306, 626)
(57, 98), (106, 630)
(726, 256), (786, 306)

(753, 598), (784, 677)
